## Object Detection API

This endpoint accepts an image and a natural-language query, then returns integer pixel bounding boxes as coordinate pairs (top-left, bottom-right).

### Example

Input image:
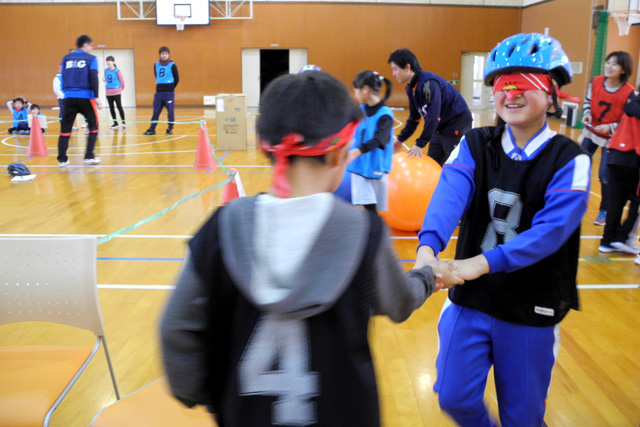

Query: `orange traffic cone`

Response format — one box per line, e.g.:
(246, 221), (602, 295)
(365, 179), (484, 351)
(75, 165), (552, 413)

(222, 168), (246, 206)
(28, 116), (49, 157)
(194, 120), (216, 170)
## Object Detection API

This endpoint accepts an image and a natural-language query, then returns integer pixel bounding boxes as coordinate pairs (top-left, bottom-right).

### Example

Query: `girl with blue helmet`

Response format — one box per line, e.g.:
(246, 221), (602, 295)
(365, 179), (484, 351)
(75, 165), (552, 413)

(415, 33), (591, 426)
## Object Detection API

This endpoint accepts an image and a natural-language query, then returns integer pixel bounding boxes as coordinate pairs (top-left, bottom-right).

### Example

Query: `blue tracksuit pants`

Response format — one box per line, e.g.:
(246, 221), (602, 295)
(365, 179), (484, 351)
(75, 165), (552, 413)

(434, 299), (559, 427)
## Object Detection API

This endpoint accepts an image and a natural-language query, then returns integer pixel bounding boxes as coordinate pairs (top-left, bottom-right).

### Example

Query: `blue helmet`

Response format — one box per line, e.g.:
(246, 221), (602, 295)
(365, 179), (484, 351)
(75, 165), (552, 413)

(7, 162), (30, 177)
(484, 33), (573, 87)
(298, 64), (322, 73)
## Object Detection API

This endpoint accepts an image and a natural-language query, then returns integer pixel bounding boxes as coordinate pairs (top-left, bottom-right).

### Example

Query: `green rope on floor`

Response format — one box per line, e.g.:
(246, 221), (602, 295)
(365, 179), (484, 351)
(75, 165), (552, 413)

(96, 174), (234, 245)
(96, 120), (235, 246)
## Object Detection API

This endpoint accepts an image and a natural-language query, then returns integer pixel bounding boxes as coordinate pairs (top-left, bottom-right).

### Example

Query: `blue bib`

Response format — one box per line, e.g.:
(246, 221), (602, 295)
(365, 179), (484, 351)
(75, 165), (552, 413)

(12, 107), (28, 128)
(347, 105), (394, 179)
(105, 68), (122, 89)
(155, 61), (175, 84)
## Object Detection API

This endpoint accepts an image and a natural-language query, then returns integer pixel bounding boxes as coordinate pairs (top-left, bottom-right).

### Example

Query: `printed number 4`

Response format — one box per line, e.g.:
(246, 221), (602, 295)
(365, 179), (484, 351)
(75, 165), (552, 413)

(238, 313), (320, 426)
(481, 188), (523, 251)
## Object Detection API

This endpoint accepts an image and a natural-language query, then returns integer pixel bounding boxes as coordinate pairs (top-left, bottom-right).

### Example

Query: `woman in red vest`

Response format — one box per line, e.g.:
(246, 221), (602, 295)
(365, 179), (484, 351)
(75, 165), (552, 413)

(581, 51), (635, 225)
(598, 88), (640, 255)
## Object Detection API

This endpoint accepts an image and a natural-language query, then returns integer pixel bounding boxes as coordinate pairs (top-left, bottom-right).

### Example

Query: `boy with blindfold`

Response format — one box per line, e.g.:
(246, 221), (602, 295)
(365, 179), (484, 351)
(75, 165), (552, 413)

(414, 34), (591, 426)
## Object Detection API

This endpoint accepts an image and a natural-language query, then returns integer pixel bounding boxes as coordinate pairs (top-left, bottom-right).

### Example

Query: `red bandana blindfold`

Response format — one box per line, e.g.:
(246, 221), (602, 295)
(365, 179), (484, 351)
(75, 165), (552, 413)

(260, 120), (360, 198)
(494, 73), (553, 100)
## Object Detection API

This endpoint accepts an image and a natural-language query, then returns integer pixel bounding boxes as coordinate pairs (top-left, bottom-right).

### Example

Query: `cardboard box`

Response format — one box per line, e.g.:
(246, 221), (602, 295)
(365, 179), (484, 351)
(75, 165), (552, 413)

(216, 94), (246, 150)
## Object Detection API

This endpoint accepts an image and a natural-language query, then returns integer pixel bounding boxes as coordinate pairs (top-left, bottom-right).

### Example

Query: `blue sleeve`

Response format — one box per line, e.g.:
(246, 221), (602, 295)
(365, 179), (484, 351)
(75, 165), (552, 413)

(418, 137), (476, 254)
(484, 154), (591, 273)
(414, 80), (442, 148)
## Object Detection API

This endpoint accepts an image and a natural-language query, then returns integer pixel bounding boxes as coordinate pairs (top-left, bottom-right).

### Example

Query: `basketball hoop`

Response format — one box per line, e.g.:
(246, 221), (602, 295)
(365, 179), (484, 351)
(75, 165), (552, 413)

(175, 15), (186, 31)
(612, 10), (640, 36)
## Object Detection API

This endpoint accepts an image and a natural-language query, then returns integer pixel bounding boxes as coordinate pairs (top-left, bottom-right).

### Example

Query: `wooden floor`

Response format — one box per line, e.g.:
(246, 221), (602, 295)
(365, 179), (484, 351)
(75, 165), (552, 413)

(0, 107), (638, 426)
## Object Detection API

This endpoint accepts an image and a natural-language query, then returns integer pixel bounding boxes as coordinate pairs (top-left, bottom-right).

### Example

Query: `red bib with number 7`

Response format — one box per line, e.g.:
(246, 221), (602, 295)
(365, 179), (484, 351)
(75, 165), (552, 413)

(589, 75), (635, 137)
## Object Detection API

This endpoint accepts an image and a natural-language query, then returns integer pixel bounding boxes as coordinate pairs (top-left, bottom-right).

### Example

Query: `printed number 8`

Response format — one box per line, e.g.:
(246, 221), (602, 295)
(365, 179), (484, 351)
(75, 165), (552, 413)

(481, 188), (523, 251)
(159, 68), (166, 78)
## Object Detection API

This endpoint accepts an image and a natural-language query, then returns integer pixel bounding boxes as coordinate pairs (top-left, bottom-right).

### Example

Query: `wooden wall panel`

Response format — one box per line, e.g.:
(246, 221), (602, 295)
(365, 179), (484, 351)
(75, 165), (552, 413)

(520, 0), (606, 100)
(0, 3), (520, 107)
(606, 22), (640, 89)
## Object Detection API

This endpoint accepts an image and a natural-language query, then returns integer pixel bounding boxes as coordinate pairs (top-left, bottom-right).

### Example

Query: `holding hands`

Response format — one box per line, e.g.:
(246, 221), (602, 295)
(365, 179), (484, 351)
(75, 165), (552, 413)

(433, 260), (463, 291)
(413, 245), (491, 290)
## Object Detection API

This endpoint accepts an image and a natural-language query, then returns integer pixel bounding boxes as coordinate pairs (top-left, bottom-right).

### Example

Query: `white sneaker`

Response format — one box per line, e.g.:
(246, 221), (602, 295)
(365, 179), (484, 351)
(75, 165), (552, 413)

(598, 244), (615, 253)
(121, 124), (126, 129)
(84, 157), (101, 165)
(109, 124), (119, 130)
(611, 241), (640, 255)
(635, 254), (640, 266)
(82, 122), (88, 128)
(58, 160), (70, 167)
(72, 126), (79, 130)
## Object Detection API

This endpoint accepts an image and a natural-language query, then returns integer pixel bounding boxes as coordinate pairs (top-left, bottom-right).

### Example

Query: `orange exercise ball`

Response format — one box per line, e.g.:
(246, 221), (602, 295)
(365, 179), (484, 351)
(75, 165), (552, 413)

(380, 154), (442, 231)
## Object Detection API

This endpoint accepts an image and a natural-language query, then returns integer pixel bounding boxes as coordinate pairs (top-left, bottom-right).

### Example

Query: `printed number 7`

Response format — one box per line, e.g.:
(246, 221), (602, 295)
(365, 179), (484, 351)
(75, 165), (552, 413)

(238, 313), (320, 426)
(597, 101), (612, 123)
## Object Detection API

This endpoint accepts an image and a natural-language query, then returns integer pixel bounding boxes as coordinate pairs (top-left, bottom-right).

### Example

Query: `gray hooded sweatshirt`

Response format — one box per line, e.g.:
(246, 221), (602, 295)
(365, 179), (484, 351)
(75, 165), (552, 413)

(160, 193), (436, 415)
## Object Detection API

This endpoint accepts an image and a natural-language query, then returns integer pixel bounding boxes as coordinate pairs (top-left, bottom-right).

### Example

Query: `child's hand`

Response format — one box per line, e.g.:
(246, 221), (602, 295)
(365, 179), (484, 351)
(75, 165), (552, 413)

(451, 255), (490, 282)
(593, 124), (611, 134)
(434, 260), (464, 291)
(581, 114), (592, 125)
(346, 148), (362, 164)
(414, 245), (437, 270)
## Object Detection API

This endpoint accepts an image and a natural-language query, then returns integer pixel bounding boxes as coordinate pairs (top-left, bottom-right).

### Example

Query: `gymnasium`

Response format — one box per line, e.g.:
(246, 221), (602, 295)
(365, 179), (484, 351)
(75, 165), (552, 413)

(0, 0), (639, 425)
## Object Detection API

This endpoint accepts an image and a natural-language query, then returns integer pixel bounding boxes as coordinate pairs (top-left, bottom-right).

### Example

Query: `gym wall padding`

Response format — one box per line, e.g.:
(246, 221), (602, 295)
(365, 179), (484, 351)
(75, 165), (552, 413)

(0, 3), (519, 107)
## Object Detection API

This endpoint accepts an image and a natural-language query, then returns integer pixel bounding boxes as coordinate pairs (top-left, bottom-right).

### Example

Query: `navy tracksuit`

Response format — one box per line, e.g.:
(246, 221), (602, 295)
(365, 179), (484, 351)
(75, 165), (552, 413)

(149, 61), (179, 131)
(397, 71), (472, 165)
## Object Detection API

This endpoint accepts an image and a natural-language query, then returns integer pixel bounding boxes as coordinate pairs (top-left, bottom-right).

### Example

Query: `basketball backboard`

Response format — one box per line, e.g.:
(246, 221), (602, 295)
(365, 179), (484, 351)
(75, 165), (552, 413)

(156, 0), (210, 26)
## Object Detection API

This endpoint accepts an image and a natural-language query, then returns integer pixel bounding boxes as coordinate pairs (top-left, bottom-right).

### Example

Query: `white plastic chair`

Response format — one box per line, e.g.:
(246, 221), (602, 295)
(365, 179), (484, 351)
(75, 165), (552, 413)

(0, 237), (120, 426)
(90, 376), (215, 427)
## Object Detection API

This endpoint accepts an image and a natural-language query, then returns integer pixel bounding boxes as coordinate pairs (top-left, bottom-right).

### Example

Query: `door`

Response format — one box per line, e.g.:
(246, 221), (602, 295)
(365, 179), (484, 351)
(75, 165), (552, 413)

(93, 49), (137, 107)
(242, 48), (309, 108)
(260, 50), (289, 94)
(460, 52), (493, 110)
